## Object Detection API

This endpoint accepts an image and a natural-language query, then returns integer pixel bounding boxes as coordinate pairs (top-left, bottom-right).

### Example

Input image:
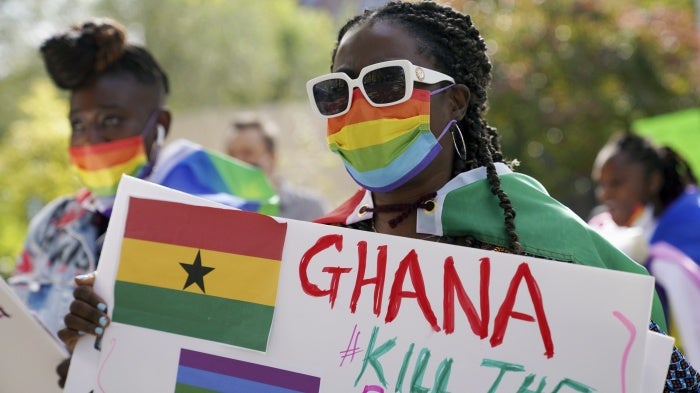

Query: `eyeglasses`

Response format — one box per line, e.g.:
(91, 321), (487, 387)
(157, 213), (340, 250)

(306, 59), (455, 118)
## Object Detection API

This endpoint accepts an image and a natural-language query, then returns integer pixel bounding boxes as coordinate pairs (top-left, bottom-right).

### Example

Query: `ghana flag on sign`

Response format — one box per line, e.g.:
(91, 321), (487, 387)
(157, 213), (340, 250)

(112, 197), (287, 352)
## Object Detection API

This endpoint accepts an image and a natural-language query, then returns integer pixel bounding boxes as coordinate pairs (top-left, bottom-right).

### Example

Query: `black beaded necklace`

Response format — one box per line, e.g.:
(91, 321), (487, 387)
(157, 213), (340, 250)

(362, 192), (437, 229)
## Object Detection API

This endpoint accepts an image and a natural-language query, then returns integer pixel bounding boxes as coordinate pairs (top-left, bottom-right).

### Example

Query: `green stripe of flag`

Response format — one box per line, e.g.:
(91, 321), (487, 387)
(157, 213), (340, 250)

(113, 281), (274, 351)
(330, 124), (431, 172)
(174, 384), (220, 393)
(208, 150), (276, 200)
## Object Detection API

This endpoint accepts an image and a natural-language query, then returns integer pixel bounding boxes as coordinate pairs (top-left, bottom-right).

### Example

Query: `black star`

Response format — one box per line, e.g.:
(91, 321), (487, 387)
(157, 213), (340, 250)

(180, 250), (215, 293)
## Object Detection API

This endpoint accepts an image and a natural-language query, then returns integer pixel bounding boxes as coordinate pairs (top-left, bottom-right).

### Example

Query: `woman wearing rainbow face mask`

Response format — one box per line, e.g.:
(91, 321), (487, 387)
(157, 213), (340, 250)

(308, 2), (659, 279)
(9, 18), (279, 361)
(10, 19), (172, 342)
(12, 19), (281, 388)
(306, 1), (698, 390)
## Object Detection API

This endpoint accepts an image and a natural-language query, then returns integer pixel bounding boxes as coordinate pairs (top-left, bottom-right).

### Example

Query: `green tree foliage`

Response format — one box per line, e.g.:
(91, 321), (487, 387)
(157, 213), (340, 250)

(2, 0), (698, 271)
(0, 0), (337, 268)
(0, 0), (98, 140)
(447, 0), (700, 216)
(94, 0), (336, 110)
(0, 67), (43, 140)
(0, 79), (80, 274)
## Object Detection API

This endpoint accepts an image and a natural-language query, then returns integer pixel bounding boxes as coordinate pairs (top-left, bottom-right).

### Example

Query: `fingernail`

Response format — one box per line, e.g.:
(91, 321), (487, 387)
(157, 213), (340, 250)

(97, 303), (107, 312)
(99, 316), (108, 327)
(78, 330), (86, 336)
(95, 327), (103, 335)
(75, 273), (91, 281)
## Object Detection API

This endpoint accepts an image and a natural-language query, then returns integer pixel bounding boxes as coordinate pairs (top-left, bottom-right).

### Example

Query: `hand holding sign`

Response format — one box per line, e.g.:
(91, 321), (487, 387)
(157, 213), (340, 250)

(58, 272), (110, 351)
(63, 176), (673, 392)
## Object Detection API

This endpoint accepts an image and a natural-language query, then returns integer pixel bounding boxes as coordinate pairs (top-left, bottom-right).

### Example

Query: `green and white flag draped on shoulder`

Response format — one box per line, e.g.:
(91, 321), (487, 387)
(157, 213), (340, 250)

(316, 163), (667, 330)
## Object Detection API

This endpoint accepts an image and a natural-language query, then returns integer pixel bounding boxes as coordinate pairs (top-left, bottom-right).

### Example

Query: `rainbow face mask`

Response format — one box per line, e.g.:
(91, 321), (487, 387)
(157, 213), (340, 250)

(327, 87), (452, 192)
(69, 135), (150, 198)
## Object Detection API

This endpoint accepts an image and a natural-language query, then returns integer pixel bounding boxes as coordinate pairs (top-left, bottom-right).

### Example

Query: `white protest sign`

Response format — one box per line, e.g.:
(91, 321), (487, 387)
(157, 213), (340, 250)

(0, 277), (68, 393)
(642, 330), (675, 393)
(66, 176), (665, 392)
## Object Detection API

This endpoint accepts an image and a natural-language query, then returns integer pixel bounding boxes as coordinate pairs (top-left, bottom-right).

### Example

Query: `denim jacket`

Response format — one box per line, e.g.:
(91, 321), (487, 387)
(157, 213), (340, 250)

(10, 189), (107, 337)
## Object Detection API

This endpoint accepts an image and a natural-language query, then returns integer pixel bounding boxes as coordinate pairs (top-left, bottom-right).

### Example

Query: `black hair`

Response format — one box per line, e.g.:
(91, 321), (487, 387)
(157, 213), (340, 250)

(606, 132), (697, 211)
(334, 1), (522, 253)
(40, 18), (169, 98)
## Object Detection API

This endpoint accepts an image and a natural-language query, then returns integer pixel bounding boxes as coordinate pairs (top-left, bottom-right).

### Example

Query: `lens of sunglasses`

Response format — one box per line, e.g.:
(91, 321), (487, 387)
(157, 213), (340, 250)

(312, 78), (350, 116)
(362, 66), (407, 105)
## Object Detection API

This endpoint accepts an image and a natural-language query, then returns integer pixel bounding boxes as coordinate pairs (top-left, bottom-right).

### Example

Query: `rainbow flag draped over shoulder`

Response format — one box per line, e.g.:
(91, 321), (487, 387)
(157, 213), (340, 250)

(175, 349), (321, 393)
(112, 197), (287, 351)
(149, 139), (279, 216)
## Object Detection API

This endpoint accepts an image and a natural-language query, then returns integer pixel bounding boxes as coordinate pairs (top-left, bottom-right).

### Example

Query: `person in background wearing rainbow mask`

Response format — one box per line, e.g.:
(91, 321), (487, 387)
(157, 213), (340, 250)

(10, 19), (171, 341)
(8, 19), (279, 383)
(10, 19), (281, 387)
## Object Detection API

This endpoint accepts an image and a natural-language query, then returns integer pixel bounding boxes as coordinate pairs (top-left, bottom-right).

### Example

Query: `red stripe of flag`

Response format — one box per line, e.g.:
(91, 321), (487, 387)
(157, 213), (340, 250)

(123, 197), (287, 260)
(313, 189), (366, 226)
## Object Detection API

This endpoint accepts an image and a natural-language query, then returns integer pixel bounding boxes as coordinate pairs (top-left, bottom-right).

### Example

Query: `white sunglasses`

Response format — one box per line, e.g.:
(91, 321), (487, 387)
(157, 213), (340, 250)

(306, 59), (455, 118)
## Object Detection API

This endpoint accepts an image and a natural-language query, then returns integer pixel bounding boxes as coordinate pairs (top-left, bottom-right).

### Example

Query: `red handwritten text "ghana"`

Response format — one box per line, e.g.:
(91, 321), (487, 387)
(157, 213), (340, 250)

(298, 234), (554, 358)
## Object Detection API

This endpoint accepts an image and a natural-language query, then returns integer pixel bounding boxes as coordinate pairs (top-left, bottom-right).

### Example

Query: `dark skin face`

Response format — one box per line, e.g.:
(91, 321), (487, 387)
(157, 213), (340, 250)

(57, 73), (172, 387)
(332, 20), (469, 237)
(593, 150), (661, 226)
(69, 73), (171, 160)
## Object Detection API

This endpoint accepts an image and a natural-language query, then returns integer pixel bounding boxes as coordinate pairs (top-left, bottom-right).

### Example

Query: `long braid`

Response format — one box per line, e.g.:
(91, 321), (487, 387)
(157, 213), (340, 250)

(658, 147), (697, 208)
(333, 1), (522, 253)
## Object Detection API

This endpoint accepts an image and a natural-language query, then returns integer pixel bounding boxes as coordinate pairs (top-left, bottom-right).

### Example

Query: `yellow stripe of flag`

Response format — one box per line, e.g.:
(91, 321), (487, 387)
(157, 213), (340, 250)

(73, 157), (144, 188)
(328, 115), (430, 150)
(117, 238), (280, 307)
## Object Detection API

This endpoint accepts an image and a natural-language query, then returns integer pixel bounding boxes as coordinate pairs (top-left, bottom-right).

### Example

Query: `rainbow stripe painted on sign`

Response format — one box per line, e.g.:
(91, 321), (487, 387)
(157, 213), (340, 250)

(175, 349), (321, 393)
(112, 197), (287, 351)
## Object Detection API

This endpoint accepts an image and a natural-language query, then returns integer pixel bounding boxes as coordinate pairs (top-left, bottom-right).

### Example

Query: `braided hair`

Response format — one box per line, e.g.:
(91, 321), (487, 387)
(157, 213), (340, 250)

(606, 132), (697, 212)
(333, 1), (522, 253)
(40, 18), (169, 99)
